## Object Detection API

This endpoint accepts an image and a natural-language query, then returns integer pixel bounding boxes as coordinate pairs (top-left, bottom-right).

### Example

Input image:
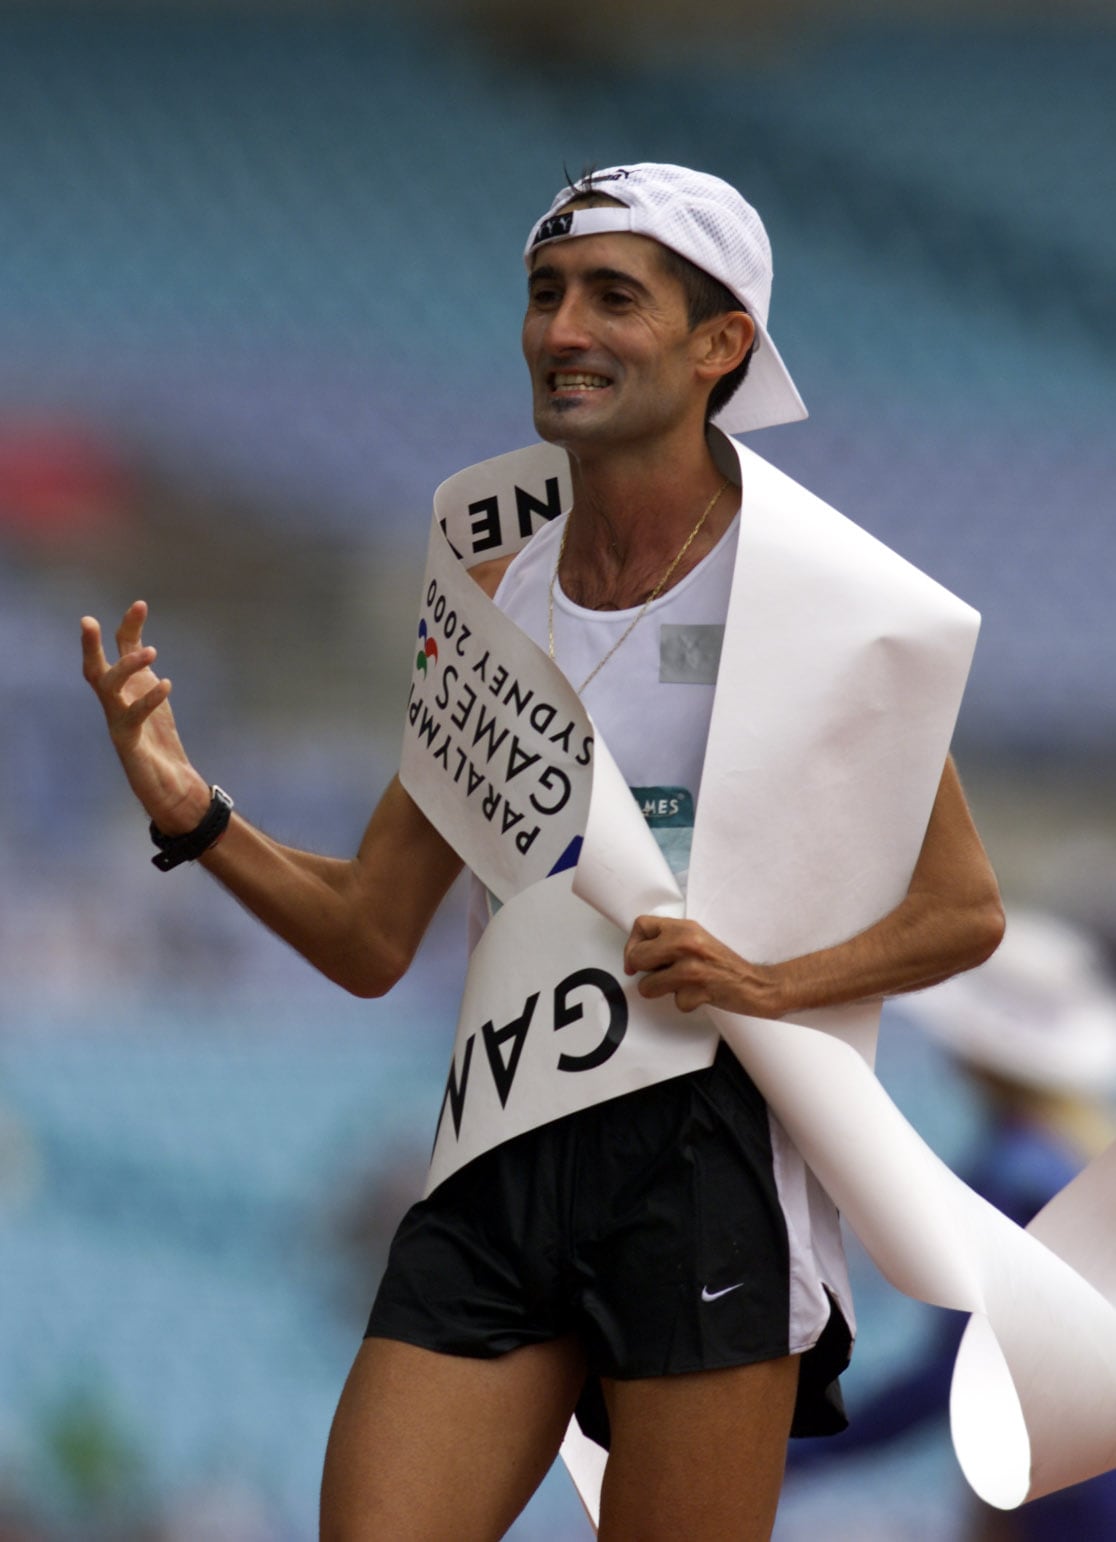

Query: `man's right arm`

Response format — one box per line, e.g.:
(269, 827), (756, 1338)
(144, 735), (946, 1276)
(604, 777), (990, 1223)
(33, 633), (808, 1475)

(81, 601), (463, 998)
(197, 775), (463, 997)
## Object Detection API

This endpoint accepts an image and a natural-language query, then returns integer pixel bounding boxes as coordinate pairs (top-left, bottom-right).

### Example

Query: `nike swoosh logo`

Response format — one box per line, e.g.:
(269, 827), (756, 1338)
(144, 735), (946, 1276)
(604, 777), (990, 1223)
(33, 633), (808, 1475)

(701, 1283), (744, 1302)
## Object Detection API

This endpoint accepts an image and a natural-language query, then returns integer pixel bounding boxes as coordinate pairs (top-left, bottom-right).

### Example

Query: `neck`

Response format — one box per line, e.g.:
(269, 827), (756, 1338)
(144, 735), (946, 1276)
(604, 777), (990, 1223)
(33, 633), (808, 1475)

(559, 434), (738, 611)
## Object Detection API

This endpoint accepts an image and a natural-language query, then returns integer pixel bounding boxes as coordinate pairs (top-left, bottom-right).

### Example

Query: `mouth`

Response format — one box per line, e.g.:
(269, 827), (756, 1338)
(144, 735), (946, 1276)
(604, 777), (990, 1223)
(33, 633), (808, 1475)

(547, 370), (612, 395)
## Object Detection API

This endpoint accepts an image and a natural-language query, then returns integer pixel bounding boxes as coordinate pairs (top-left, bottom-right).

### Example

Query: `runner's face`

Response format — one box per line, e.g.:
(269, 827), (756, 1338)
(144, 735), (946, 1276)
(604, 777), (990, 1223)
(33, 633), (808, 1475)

(522, 232), (705, 451)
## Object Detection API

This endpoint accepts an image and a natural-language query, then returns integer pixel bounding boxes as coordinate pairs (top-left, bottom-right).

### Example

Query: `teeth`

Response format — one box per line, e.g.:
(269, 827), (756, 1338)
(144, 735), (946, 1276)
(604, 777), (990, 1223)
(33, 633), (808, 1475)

(552, 372), (609, 390)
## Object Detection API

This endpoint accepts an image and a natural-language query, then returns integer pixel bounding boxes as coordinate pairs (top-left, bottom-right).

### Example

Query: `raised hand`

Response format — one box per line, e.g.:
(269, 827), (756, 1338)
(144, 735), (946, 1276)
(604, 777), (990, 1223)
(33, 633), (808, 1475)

(80, 599), (211, 834)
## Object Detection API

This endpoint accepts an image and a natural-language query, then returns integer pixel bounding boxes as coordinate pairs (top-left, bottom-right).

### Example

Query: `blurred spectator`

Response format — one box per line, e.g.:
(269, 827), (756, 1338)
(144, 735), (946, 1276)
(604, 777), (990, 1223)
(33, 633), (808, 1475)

(789, 908), (1116, 1538)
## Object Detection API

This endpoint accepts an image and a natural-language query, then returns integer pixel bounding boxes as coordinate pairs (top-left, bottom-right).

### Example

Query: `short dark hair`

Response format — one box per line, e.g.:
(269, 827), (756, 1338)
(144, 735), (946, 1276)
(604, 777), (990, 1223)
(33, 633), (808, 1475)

(654, 245), (756, 421)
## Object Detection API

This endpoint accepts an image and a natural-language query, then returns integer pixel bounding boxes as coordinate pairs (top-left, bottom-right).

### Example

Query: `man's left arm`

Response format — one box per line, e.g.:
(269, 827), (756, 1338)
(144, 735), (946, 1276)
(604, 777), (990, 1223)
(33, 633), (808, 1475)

(624, 756), (1005, 1018)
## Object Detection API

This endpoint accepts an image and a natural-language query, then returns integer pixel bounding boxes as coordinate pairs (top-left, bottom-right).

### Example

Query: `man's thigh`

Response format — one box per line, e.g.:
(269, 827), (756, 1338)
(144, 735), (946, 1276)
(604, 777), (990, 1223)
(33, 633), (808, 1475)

(320, 1333), (587, 1542)
(598, 1353), (801, 1542)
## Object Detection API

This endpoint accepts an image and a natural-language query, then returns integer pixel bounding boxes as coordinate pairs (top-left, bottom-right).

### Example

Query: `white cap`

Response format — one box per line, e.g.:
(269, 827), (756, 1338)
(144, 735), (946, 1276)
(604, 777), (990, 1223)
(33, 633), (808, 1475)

(524, 162), (807, 436)
(900, 909), (1116, 1096)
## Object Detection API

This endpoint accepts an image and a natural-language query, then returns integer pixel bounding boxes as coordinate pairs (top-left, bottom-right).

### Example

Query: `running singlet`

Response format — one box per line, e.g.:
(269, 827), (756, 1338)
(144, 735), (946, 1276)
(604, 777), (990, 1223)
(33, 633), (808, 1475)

(467, 509), (738, 944)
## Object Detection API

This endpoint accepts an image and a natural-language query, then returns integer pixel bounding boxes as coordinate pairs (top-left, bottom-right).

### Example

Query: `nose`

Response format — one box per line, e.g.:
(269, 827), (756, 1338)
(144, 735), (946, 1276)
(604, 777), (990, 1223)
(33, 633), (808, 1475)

(541, 291), (593, 355)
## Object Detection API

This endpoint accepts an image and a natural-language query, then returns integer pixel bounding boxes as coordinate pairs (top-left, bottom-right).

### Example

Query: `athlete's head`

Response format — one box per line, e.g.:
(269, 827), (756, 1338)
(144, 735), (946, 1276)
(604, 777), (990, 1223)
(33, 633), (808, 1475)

(524, 163), (806, 438)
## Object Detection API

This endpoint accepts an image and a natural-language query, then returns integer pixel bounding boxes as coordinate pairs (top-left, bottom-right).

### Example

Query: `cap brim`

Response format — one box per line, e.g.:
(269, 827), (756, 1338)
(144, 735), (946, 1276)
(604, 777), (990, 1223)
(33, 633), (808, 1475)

(712, 317), (808, 436)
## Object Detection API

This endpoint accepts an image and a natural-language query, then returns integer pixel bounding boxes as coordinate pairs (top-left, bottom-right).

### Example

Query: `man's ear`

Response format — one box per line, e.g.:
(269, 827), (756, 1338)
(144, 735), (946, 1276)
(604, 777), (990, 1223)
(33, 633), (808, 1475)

(695, 310), (756, 386)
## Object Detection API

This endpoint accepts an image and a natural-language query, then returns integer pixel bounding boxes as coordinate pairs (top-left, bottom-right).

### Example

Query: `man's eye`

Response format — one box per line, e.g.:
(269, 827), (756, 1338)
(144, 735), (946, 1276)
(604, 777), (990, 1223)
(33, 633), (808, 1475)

(530, 287), (560, 306)
(602, 290), (634, 308)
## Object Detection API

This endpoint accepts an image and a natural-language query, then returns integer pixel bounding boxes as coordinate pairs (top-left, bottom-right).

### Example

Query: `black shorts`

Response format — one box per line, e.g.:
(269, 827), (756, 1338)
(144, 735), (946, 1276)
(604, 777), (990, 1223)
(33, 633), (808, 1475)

(366, 1043), (850, 1442)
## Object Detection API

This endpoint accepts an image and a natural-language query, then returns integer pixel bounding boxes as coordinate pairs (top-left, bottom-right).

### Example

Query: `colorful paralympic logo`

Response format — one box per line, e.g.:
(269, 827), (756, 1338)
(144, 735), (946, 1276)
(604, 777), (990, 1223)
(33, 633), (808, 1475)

(416, 619), (439, 675)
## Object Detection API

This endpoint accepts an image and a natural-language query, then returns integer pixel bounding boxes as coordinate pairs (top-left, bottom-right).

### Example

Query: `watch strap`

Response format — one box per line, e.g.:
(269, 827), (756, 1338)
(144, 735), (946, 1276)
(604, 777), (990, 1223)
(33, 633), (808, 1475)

(150, 785), (234, 871)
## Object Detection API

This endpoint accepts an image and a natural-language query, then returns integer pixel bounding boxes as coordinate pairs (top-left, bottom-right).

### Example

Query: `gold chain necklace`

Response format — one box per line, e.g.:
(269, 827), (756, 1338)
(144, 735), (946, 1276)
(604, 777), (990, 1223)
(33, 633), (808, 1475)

(548, 476), (730, 693)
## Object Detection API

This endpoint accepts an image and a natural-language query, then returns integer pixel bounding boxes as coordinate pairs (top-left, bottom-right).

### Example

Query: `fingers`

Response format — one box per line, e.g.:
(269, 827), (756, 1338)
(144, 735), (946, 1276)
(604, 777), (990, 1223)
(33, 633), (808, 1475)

(624, 915), (704, 976)
(624, 916), (736, 1014)
(82, 623), (156, 691)
(120, 671), (174, 725)
(81, 602), (171, 729)
(79, 615), (109, 684)
(114, 598), (149, 657)
(624, 916), (699, 1008)
(622, 914), (660, 973)
(625, 917), (781, 1018)
(81, 601), (150, 681)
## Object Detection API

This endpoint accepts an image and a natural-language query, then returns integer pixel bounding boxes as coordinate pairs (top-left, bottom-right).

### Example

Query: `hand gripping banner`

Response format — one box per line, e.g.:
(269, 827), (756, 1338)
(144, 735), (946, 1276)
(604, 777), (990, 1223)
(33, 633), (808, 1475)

(399, 432), (1116, 1524)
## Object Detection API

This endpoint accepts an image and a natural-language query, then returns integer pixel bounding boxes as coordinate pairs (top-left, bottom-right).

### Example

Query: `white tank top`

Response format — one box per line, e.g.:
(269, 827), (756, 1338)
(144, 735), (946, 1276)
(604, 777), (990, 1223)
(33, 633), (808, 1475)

(468, 512), (739, 944)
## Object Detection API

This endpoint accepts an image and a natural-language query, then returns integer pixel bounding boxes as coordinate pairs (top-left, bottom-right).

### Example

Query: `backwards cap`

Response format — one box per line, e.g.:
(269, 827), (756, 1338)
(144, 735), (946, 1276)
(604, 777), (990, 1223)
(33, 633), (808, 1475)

(524, 162), (807, 437)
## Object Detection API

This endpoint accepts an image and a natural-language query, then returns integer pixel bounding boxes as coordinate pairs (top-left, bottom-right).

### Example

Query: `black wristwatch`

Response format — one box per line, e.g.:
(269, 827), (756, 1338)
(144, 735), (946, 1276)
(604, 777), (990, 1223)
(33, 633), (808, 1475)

(149, 785), (234, 871)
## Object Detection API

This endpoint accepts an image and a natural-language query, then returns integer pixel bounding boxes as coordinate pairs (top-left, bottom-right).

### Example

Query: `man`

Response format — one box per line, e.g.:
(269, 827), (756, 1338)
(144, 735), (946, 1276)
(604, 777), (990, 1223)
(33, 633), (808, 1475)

(82, 163), (1004, 1540)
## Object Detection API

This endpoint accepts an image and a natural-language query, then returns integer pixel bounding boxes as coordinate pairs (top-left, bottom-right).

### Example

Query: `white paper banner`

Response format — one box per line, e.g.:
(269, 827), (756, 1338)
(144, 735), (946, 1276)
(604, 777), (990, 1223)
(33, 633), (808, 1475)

(401, 434), (1116, 1519)
(401, 445), (589, 901)
(406, 446), (727, 1188)
(424, 867), (720, 1196)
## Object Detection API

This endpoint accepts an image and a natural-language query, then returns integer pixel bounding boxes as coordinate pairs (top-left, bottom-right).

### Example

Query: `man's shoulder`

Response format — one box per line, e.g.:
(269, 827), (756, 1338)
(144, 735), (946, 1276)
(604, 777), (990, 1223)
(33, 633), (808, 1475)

(468, 555), (516, 599)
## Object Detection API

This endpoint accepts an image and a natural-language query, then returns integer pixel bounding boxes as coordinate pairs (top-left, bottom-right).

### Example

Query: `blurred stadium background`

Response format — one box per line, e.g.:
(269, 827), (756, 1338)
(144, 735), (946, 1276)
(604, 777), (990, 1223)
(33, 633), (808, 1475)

(1, 0), (1114, 1536)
